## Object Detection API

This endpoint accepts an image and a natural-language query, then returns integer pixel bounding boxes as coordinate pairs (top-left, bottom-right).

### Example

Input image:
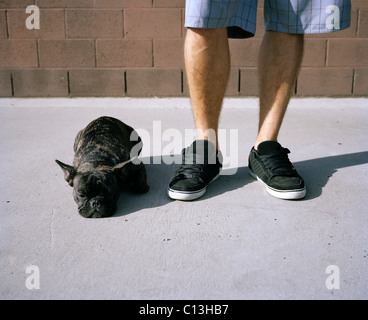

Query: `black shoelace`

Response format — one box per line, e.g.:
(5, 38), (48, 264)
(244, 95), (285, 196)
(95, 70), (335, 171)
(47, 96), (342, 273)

(174, 164), (206, 179)
(173, 147), (218, 180)
(259, 148), (296, 178)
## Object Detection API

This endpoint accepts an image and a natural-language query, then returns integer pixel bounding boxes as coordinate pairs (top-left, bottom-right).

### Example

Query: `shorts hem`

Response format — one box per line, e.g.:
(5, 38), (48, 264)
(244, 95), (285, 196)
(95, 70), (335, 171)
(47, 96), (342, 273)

(184, 23), (255, 39)
(265, 22), (352, 35)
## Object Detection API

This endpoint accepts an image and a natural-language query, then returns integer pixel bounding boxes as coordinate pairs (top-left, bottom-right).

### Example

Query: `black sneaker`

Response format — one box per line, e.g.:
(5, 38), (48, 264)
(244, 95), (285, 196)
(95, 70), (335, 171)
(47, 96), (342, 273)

(248, 141), (306, 200)
(168, 140), (222, 201)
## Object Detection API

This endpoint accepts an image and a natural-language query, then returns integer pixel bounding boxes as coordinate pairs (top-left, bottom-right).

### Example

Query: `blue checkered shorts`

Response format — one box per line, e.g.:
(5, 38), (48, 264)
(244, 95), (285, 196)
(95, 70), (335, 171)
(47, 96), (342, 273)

(185, 0), (351, 38)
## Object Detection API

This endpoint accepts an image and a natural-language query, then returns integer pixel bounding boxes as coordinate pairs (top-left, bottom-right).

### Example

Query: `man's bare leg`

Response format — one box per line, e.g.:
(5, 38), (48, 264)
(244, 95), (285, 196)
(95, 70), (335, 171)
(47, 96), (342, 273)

(185, 27), (230, 149)
(255, 31), (304, 149)
(249, 31), (306, 200)
(167, 28), (229, 201)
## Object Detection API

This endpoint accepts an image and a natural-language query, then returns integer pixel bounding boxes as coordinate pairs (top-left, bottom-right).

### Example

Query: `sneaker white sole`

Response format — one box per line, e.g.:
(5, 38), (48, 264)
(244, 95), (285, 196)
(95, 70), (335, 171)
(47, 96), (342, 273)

(167, 172), (221, 201)
(249, 169), (306, 200)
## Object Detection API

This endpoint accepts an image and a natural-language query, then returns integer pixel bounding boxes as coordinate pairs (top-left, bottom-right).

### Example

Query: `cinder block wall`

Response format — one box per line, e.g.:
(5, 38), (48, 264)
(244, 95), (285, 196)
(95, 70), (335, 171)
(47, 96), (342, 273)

(0, 0), (367, 97)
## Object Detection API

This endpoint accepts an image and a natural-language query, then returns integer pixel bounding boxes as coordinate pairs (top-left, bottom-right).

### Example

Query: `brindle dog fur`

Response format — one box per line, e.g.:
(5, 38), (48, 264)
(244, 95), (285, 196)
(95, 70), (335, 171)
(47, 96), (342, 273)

(56, 116), (149, 218)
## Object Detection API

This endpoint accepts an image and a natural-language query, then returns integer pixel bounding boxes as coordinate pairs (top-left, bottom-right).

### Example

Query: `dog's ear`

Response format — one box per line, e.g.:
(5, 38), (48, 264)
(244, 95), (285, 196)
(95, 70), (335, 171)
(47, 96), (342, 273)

(55, 160), (76, 187)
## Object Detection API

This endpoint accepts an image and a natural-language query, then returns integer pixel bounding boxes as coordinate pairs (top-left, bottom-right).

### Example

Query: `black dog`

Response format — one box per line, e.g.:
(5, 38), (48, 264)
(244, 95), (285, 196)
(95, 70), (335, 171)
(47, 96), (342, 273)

(56, 116), (149, 218)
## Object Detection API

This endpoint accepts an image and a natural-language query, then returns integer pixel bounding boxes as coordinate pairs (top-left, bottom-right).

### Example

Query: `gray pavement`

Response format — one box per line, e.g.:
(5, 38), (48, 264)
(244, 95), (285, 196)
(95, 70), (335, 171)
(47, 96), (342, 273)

(0, 97), (367, 300)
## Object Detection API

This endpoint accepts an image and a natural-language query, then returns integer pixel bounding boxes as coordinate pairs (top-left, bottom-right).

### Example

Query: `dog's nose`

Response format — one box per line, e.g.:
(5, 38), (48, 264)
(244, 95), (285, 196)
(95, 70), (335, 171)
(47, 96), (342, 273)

(90, 199), (101, 209)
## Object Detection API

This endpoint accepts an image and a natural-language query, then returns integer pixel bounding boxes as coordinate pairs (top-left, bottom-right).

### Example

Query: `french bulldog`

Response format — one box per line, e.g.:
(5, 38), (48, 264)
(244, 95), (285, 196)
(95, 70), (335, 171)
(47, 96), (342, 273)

(56, 116), (149, 218)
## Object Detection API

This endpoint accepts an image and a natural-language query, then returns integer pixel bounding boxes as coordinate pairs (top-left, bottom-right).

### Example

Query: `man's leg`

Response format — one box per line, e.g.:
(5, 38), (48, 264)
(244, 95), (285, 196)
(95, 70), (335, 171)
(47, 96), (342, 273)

(248, 30), (306, 200)
(185, 27), (230, 149)
(167, 27), (228, 201)
(255, 30), (304, 149)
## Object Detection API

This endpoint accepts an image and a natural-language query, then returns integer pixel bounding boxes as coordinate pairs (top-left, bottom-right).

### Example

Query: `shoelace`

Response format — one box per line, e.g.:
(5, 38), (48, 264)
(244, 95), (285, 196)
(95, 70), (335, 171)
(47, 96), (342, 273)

(174, 164), (205, 179)
(173, 148), (217, 180)
(259, 148), (296, 177)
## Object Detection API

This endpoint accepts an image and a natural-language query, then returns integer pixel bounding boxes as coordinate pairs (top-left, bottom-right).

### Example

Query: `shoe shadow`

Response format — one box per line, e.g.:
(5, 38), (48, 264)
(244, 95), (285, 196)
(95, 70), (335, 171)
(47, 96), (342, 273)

(294, 151), (368, 200)
(200, 151), (368, 201)
(197, 166), (253, 201)
(114, 151), (368, 216)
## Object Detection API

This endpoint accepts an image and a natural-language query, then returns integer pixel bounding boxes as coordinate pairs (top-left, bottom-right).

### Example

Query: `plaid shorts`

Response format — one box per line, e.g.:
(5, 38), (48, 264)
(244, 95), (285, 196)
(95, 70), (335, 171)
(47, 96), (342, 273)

(185, 0), (352, 38)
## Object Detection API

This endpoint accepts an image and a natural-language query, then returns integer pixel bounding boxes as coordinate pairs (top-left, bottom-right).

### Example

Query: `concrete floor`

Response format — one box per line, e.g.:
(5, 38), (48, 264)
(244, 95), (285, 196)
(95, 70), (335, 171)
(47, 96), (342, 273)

(0, 97), (367, 300)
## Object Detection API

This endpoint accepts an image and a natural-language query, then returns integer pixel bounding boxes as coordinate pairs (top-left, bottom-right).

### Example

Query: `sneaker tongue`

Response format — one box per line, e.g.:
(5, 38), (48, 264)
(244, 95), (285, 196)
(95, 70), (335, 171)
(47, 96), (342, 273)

(257, 141), (283, 155)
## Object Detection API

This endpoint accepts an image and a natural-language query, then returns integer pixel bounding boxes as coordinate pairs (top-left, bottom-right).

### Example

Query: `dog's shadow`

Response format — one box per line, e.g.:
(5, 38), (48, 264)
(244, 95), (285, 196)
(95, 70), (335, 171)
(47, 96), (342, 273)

(114, 151), (368, 216)
(115, 156), (174, 217)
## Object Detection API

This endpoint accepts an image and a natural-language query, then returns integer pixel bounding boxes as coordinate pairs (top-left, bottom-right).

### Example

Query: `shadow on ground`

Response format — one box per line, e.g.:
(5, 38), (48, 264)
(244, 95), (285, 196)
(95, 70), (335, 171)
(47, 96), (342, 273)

(296, 151), (368, 200)
(115, 151), (368, 216)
